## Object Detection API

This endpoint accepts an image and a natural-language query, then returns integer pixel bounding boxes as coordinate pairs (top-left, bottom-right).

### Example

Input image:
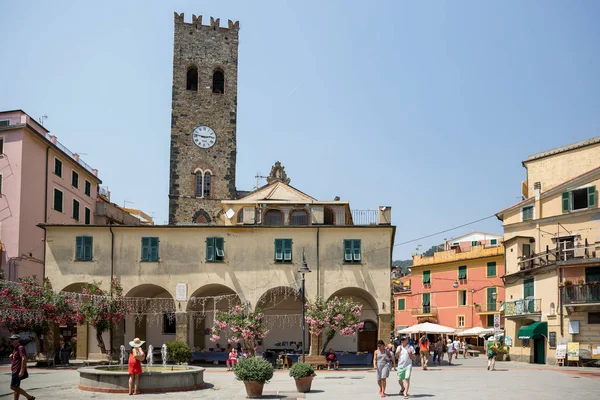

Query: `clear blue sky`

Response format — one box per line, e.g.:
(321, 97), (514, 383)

(2, 1), (599, 260)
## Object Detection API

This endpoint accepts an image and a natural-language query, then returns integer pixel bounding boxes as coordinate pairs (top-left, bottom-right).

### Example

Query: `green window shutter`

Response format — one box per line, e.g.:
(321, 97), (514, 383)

(275, 239), (283, 262)
(524, 278), (534, 298)
(588, 186), (597, 207)
(487, 262), (496, 277)
(562, 192), (571, 212)
(283, 239), (292, 262)
(215, 237), (224, 260)
(398, 299), (405, 311)
(585, 267), (600, 283)
(487, 314), (494, 327)
(422, 293), (430, 306)
(151, 237), (159, 261)
(141, 238), (150, 261)
(344, 240), (352, 262)
(75, 236), (83, 260)
(353, 239), (361, 262)
(458, 266), (467, 280)
(487, 288), (497, 311)
(491, 239), (497, 245)
(423, 270), (431, 284)
(206, 237), (215, 261)
(83, 237), (93, 260)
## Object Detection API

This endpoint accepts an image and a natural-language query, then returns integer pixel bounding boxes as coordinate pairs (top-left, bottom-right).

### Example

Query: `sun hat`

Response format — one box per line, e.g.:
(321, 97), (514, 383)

(129, 338), (145, 348)
(9, 334), (20, 340)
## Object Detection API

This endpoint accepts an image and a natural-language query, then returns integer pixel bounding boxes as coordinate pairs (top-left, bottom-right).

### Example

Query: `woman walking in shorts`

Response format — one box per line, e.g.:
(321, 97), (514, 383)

(373, 340), (393, 397)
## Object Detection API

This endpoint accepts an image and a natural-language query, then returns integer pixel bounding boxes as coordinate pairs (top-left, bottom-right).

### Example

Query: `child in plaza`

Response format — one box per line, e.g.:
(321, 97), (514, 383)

(227, 348), (238, 370)
(395, 336), (415, 399)
(373, 340), (394, 397)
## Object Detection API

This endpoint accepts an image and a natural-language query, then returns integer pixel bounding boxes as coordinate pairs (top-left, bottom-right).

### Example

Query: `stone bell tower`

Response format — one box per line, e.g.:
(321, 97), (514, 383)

(168, 13), (239, 224)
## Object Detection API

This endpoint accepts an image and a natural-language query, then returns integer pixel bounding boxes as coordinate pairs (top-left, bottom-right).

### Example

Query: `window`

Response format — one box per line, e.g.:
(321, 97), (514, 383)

(487, 262), (497, 277)
(163, 313), (176, 334)
(458, 316), (465, 327)
(0, 137), (4, 154)
(265, 209), (283, 225)
(422, 270), (431, 284)
(0, 174), (3, 196)
(53, 189), (63, 212)
(54, 158), (62, 177)
(72, 171), (79, 188)
(206, 237), (224, 262)
(589, 312), (600, 324)
(458, 290), (467, 306)
(237, 209), (244, 224)
(186, 66), (198, 91)
(490, 239), (497, 245)
(75, 236), (93, 261)
(85, 207), (91, 225)
(471, 241), (478, 246)
(212, 69), (224, 94)
(72, 199), (80, 221)
(522, 206), (534, 221)
(195, 172), (203, 197)
(274, 239), (292, 263)
(324, 207), (335, 225)
(141, 237), (159, 262)
(203, 171), (211, 198)
(422, 293), (430, 314)
(487, 287), (497, 311)
(290, 209), (309, 225)
(397, 298), (405, 311)
(585, 267), (600, 283)
(522, 243), (531, 258)
(524, 278), (534, 298)
(0, 120), (8, 127)
(85, 180), (91, 196)
(343, 239), (361, 263)
(458, 265), (467, 280)
(522, 338), (530, 347)
(563, 186), (597, 212)
(487, 315), (494, 327)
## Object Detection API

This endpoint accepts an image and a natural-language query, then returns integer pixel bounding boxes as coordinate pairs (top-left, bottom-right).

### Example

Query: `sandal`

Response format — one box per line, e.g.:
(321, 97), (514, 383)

(404, 394), (409, 399)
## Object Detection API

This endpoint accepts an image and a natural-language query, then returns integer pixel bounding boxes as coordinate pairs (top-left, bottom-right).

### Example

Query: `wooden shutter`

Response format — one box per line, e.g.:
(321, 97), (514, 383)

(215, 237), (224, 259)
(83, 237), (93, 260)
(422, 293), (430, 306)
(75, 236), (83, 260)
(151, 237), (159, 261)
(588, 186), (597, 207)
(524, 278), (534, 298)
(141, 238), (150, 261)
(353, 240), (361, 261)
(398, 299), (405, 310)
(562, 192), (571, 212)
(283, 239), (292, 261)
(487, 262), (496, 277)
(274, 239), (283, 261)
(458, 266), (467, 280)
(487, 288), (496, 311)
(344, 240), (352, 262)
(206, 237), (215, 261)
(423, 270), (430, 284)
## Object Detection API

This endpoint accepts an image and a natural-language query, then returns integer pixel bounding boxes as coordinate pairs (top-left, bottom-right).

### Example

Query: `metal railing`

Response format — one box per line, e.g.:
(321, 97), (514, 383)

(45, 133), (96, 175)
(351, 209), (378, 225)
(411, 306), (437, 315)
(562, 284), (600, 305)
(393, 284), (411, 294)
(98, 186), (111, 200)
(486, 302), (497, 312)
(504, 299), (541, 317)
(518, 240), (599, 271)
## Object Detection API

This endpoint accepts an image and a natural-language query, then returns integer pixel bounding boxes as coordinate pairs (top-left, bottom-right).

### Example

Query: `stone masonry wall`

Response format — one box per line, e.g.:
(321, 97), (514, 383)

(169, 13), (239, 224)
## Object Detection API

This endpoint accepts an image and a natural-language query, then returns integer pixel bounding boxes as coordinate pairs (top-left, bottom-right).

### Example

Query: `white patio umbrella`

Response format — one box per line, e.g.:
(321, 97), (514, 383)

(457, 327), (494, 337)
(397, 322), (456, 334)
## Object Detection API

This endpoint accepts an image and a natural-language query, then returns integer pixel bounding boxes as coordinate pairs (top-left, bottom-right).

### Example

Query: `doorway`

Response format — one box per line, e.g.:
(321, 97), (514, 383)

(358, 320), (378, 352)
(533, 338), (545, 364)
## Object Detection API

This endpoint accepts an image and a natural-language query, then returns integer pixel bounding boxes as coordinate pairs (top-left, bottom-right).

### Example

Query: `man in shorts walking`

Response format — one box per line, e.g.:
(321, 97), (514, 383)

(395, 336), (415, 399)
(9, 334), (35, 400)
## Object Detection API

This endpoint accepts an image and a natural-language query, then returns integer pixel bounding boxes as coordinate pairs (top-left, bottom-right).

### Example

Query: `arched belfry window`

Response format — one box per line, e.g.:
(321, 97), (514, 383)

(187, 66), (198, 91)
(290, 209), (309, 226)
(212, 69), (224, 94)
(203, 171), (212, 198)
(195, 172), (203, 197)
(265, 209), (283, 226)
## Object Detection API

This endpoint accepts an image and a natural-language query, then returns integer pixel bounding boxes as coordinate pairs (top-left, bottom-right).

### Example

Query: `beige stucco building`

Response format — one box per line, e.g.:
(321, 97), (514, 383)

(43, 178), (395, 359)
(496, 137), (600, 364)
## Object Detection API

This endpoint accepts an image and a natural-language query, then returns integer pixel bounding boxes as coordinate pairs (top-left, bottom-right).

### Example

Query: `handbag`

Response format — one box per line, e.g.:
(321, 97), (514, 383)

(20, 370), (29, 380)
(133, 349), (145, 361)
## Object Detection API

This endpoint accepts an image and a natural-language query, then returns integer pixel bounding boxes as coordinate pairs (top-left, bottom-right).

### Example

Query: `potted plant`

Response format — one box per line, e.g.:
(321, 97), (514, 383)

(233, 356), (274, 398)
(564, 280), (573, 287)
(289, 362), (316, 393)
(166, 341), (192, 365)
(577, 279), (585, 285)
(496, 345), (508, 361)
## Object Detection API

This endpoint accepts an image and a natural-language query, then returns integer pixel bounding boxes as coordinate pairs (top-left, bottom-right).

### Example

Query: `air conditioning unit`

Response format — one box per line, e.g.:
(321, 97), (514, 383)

(574, 246), (586, 258)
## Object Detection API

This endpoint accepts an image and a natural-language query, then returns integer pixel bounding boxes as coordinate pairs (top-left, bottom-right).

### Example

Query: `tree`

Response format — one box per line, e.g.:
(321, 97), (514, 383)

(305, 296), (364, 353)
(209, 305), (269, 355)
(77, 279), (129, 354)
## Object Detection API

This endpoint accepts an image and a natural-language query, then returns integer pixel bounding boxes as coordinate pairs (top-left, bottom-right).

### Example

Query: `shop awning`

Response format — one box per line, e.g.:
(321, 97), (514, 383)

(517, 321), (547, 339)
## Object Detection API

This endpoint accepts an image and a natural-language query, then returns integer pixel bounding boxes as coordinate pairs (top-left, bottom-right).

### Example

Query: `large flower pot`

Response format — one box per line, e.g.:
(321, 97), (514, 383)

(294, 376), (314, 393)
(243, 381), (265, 398)
(496, 354), (505, 361)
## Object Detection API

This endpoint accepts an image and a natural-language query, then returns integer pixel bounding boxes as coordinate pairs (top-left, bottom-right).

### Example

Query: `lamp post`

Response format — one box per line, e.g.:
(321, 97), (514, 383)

(298, 248), (311, 363)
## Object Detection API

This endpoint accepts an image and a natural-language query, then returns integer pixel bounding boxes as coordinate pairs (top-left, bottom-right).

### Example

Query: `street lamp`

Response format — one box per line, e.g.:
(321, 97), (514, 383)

(298, 248), (311, 363)
(453, 280), (459, 289)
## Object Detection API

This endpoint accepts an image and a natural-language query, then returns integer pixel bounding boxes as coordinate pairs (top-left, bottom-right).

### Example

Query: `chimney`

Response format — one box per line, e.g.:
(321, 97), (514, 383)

(378, 206), (391, 225)
(534, 182), (541, 219)
(49, 135), (57, 145)
(73, 153), (80, 162)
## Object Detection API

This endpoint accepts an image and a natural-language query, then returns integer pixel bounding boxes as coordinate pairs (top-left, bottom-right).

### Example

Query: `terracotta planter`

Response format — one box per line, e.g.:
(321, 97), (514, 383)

(243, 381), (265, 398)
(496, 354), (505, 361)
(294, 376), (314, 393)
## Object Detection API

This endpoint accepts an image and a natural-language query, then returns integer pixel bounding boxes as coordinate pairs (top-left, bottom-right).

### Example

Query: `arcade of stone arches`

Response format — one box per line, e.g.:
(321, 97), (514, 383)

(60, 282), (381, 356)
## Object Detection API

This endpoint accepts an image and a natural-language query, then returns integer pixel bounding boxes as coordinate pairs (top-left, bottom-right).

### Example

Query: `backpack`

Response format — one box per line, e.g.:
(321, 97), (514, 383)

(421, 337), (428, 345)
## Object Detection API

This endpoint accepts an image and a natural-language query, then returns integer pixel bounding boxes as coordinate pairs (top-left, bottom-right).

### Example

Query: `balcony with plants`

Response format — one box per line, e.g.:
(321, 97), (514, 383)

(503, 298), (541, 318)
(561, 280), (600, 305)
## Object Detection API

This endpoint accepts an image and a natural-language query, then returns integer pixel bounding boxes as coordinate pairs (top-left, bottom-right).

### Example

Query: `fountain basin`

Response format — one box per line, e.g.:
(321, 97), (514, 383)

(78, 365), (205, 394)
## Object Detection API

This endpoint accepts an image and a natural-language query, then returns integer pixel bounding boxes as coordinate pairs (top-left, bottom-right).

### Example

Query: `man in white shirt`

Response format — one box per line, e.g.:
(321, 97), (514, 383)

(452, 338), (461, 359)
(395, 336), (415, 399)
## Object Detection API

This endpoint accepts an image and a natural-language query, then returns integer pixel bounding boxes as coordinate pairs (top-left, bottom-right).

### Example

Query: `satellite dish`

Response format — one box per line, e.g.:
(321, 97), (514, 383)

(225, 209), (235, 219)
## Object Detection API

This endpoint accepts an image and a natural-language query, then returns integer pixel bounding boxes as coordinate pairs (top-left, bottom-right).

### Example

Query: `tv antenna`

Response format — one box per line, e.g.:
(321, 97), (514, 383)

(39, 114), (48, 126)
(254, 173), (268, 190)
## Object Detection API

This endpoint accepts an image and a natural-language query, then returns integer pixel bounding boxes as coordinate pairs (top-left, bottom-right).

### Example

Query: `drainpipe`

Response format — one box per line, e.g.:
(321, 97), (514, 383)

(316, 227), (320, 297)
(559, 266), (564, 337)
(43, 146), (49, 280)
(109, 225), (115, 357)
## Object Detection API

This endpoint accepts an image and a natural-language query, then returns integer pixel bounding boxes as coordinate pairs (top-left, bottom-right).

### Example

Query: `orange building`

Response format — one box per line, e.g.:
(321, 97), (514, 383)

(394, 233), (505, 334)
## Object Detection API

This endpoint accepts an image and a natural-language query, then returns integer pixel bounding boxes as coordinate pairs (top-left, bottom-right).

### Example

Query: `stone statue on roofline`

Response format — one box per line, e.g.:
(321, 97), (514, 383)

(267, 161), (291, 184)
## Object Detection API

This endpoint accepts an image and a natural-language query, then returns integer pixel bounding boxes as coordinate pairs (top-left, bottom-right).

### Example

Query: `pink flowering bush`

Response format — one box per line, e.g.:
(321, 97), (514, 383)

(305, 296), (364, 353)
(210, 305), (269, 355)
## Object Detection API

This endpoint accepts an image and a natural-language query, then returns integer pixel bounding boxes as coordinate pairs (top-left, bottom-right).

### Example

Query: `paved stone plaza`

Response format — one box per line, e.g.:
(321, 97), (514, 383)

(1, 358), (599, 399)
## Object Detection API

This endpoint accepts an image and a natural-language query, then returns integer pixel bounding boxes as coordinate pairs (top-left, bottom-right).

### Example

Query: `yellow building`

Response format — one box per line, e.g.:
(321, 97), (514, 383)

(496, 137), (600, 364)
(42, 175), (395, 359)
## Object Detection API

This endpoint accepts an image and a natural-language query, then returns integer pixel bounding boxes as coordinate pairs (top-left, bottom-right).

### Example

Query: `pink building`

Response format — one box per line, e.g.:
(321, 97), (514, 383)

(0, 110), (101, 280)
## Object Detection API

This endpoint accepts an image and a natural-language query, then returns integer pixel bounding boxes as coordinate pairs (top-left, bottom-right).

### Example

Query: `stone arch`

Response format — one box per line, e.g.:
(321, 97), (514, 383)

(61, 282), (88, 293)
(192, 208), (211, 224)
(255, 286), (303, 351)
(264, 208), (283, 225)
(212, 68), (225, 94)
(324, 206), (335, 225)
(289, 208), (309, 226)
(186, 65), (198, 91)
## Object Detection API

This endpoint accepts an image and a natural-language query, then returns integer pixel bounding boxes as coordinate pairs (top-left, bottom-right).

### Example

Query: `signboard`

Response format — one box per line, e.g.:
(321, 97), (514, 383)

(176, 283), (188, 302)
(549, 332), (556, 349)
(568, 321), (580, 334)
(567, 342), (580, 361)
(504, 336), (512, 346)
(592, 346), (600, 360)
(556, 344), (566, 360)
(493, 314), (501, 330)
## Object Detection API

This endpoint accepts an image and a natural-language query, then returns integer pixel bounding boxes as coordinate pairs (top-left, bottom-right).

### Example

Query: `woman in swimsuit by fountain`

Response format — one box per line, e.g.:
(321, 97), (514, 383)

(128, 338), (145, 395)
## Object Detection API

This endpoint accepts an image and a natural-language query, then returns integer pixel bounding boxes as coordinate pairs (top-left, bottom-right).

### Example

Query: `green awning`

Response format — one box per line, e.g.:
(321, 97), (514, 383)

(518, 321), (547, 339)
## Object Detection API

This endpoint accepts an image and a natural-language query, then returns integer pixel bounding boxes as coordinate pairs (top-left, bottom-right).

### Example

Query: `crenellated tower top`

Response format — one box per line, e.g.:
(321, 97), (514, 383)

(174, 12), (239, 31)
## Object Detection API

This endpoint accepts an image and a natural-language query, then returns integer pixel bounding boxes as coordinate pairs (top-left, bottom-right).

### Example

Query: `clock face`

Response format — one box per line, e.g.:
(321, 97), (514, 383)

(192, 126), (216, 149)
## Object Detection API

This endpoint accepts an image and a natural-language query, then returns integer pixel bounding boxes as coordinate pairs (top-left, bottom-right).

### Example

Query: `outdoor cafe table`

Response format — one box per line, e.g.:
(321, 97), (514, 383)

(192, 351), (229, 363)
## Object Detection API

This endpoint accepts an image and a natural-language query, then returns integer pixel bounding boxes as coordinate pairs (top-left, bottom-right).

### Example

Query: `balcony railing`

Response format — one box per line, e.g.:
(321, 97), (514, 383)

(504, 299), (541, 317)
(393, 284), (411, 294)
(486, 302), (497, 312)
(562, 284), (600, 305)
(518, 240), (599, 272)
(351, 209), (378, 225)
(411, 306), (437, 316)
(45, 132), (96, 176)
